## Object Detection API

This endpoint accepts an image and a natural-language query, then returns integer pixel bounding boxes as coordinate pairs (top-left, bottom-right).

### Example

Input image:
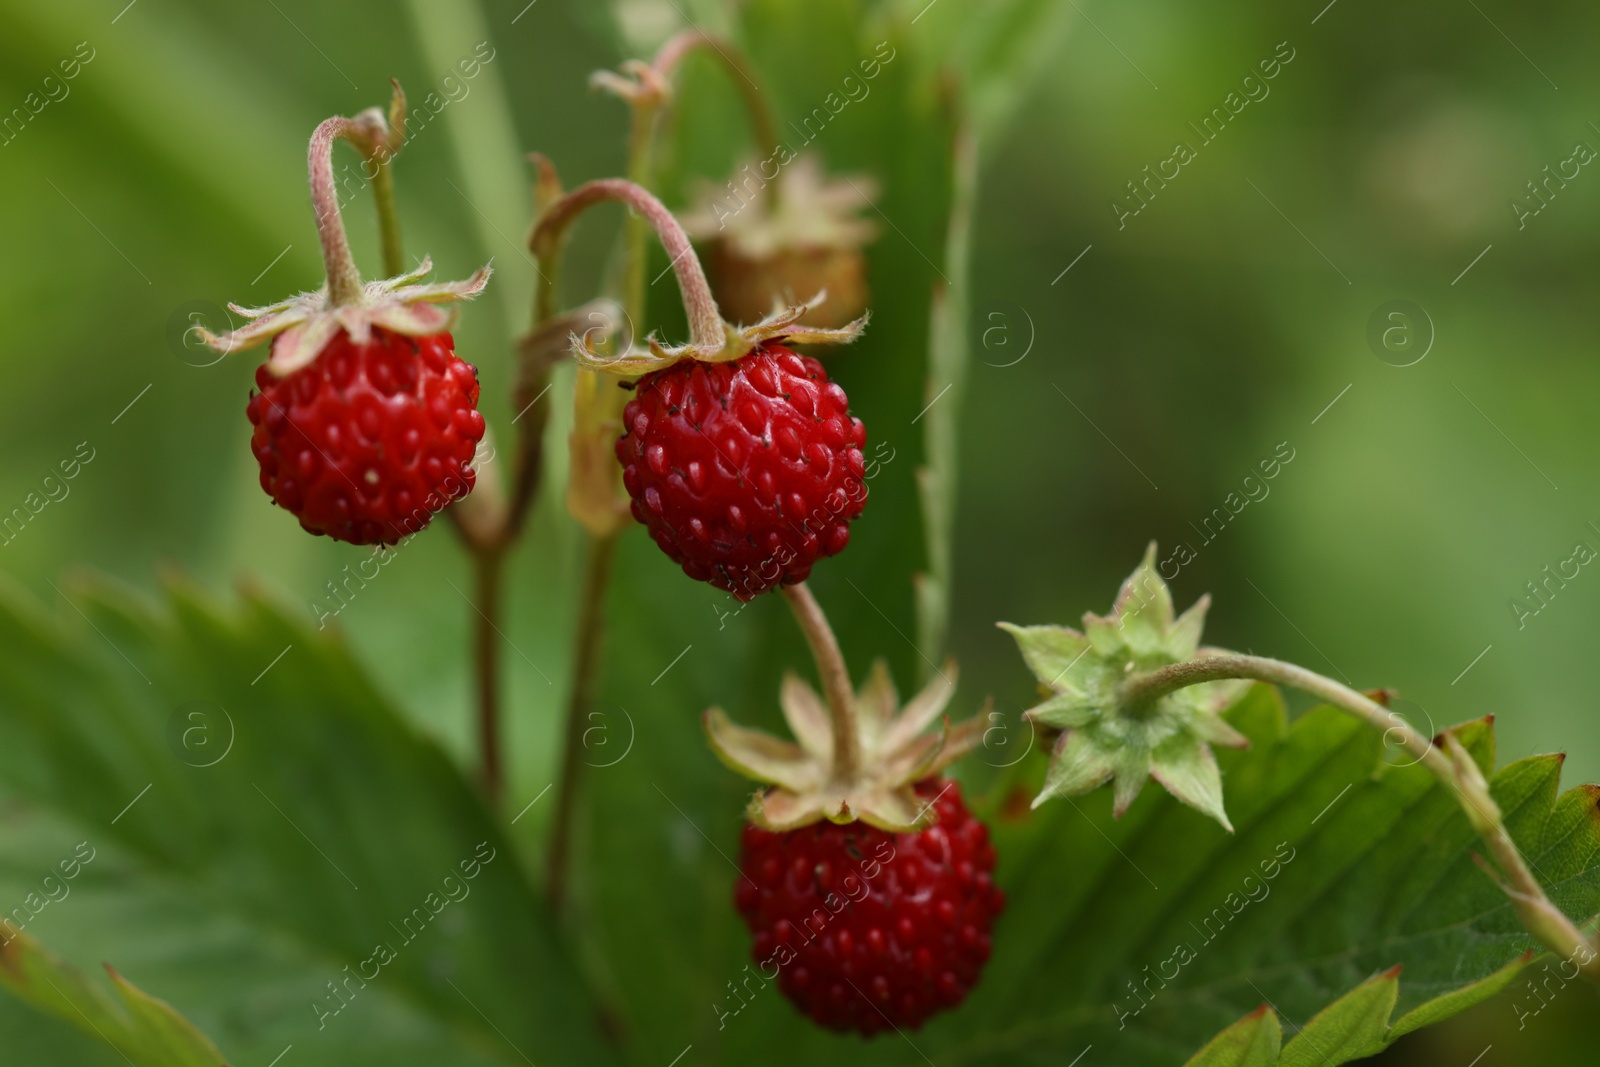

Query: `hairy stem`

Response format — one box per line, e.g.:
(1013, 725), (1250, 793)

(545, 532), (618, 907)
(1124, 653), (1600, 982)
(472, 548), (507, 804)
(307, 85), (409, 299)
(530, 178), (725, 350)
(781, 583), (861, 782)
(652, 30), (780, 161)
(307, 117), (368, 306)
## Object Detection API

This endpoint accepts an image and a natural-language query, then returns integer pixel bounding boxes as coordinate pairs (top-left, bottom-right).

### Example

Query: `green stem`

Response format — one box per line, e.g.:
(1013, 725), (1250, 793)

(1123, 654), (1600, 982)
(622, 99), (659, 334)
(781, 583), (860, 783)
(544, 532), (618, 907)
(357, 82), (408, 280)
(369, 161), (405, 278)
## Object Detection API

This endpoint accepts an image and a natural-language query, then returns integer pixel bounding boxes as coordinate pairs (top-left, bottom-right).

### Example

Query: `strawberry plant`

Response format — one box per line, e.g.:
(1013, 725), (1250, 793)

(2, 2), (1596, 1066)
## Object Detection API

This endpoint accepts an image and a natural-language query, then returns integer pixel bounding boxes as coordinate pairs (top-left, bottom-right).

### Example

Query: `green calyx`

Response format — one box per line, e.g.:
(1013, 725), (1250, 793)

(1000, 542), (1251, 832)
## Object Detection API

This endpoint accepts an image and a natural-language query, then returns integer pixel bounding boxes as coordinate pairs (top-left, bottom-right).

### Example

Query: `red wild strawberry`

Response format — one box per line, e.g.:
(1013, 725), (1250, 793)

(706, 643), (996, 1035)
(245, 329), (485, 545)
(736, 779), (1004, 1034)
(616, 343), (866, 599)
(554, 177), (869, 589)
(200, 96), (493, 547)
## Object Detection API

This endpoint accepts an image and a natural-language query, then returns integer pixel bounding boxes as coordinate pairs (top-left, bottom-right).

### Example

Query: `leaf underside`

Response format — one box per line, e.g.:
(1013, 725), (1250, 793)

(944, 684), (1600, 1067)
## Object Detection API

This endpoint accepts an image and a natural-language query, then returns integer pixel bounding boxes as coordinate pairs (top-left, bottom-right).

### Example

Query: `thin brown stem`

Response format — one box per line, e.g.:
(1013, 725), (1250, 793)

(781, 583), (860, 782)
(506, 365), (554, 539)
(472, 548), (507, 804)
(1124, 653), (1600, 982)
(545, 532), (618, 907)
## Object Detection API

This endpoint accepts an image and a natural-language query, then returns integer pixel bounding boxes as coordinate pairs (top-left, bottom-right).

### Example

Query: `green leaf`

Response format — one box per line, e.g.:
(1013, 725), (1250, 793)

(1386, 950), (1533, 1039)
(0, 929), (227, 1067)
(1149, 732), (1232, 833)
(1189, 948), (1535, 1067)
(1181, 1005), (1280, 1067)
(1037, 728), (1115, 805)
(891, 0), (1078, 138)
(1277, 966), (1397, 1067)
(0, 574), (617, 1067)
(996, 622), (1092, 689)
(932, 686), (1600, 1066)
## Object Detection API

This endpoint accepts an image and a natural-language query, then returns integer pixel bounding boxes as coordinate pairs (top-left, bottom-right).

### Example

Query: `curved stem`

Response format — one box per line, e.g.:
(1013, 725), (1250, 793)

(545, 531), (618, 907)
(307, 118), (367, 306)
(781, 583), (861, 782)
(1124, 656), (1449, 776)
(1125, 653), (1600, 982)
(530, 179), (725, 350)
(652, 30), (780, 158)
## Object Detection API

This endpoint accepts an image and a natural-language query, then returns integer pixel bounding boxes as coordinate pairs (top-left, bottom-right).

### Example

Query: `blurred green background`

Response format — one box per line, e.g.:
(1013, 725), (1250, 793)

(2, 0), (1598, 1062)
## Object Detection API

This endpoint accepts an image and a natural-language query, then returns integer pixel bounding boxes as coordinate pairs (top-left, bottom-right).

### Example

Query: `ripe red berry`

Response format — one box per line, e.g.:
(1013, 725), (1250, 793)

(734, 779), (1004, 1034)
(245, 328), (485, 545)
(616, 343), (867, 599)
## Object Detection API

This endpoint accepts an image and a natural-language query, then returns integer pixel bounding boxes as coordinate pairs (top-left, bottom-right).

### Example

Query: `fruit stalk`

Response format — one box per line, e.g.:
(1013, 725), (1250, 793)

(1122, 653), (1600, 983)
(530, 178), (725, 352)
(307, 116), (370, 307)
(780, 583), (861, 782)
